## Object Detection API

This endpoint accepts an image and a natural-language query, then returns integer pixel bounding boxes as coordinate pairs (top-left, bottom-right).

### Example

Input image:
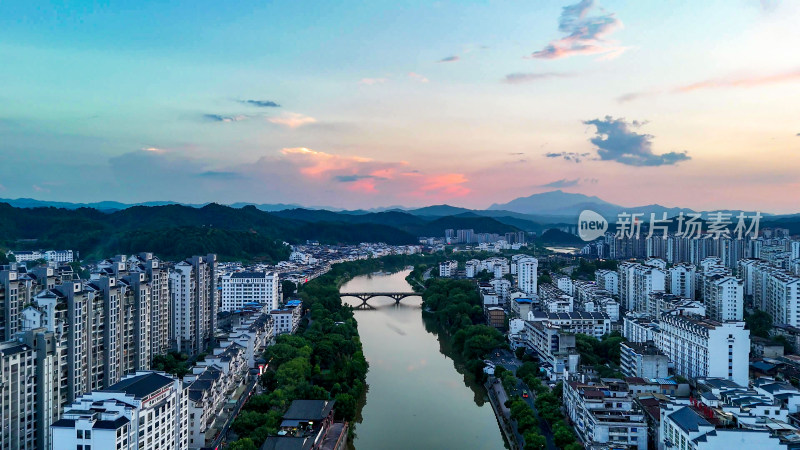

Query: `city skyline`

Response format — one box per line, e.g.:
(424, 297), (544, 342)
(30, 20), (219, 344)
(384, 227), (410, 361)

(2, 0), (799, 212)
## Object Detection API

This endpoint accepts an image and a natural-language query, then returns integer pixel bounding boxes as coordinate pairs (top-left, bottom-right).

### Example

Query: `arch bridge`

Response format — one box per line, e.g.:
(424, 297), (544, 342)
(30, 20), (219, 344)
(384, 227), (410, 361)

(339, 292), (419, 309)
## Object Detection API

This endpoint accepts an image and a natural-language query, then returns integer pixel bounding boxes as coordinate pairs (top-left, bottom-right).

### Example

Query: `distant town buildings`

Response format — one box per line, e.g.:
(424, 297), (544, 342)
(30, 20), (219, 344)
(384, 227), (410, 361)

(7, 249), (75, 263)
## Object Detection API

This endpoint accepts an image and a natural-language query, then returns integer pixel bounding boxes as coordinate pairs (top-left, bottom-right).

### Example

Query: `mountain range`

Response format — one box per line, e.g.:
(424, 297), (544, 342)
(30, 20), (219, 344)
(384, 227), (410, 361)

(2, 190), (779, 220)
(1, 190), (799, 263)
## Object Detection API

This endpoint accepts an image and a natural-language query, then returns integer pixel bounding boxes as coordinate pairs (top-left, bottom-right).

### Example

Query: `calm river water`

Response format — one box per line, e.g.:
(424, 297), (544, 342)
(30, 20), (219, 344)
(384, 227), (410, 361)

(340, 270), (505, 450)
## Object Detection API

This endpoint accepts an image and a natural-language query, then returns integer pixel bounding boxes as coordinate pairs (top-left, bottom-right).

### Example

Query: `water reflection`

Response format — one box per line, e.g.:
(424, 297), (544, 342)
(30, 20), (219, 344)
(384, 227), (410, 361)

(341, 271), (504, 450)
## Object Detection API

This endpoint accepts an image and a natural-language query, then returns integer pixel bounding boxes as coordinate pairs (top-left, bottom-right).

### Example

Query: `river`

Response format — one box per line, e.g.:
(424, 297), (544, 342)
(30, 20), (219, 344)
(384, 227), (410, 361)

(340, 270), (505, 450)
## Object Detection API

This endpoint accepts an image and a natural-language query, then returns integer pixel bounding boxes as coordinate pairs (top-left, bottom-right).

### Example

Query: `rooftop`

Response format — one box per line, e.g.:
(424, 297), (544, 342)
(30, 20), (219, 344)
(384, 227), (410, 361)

(260, 437), (314, 450)
(669, 406), (713, 433)
(283, 400), (335, 421)
(106, 372), (175, 399)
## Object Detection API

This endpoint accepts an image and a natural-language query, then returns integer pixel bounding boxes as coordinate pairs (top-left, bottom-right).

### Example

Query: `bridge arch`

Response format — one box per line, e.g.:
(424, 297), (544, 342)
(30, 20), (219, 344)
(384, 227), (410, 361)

(339, 291), (419, 309)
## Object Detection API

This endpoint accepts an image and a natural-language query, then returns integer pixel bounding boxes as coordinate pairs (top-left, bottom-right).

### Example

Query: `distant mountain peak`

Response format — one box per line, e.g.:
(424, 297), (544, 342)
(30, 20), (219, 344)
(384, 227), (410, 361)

(488, 190), (619, 216)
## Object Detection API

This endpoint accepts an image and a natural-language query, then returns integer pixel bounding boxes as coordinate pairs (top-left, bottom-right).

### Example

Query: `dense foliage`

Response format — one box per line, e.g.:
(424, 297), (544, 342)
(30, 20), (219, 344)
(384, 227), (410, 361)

(0, 202), (420, 262)
(501, 365), (579, 450)
(575, 332), (626, 378)
(152, 351), (195, 378)
(571, 258), (618, 280)
(534, 382), (581, 449)
(536, 229), (584, 245)
(229, 259), (396, 447)
(421, 278), (507, 377)
(107, 227), (290, 262)
(0, 202), (537, 261)
(745, 309), (773, 339)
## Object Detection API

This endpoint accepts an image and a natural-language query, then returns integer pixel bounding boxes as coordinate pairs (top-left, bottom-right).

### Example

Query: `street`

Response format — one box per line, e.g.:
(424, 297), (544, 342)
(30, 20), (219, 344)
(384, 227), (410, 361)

(487, 348), (523, 374)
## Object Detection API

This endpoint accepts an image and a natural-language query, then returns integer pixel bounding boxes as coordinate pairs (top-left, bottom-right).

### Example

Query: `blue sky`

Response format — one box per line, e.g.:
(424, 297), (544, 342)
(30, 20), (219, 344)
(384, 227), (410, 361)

(1, 0), (799, 211)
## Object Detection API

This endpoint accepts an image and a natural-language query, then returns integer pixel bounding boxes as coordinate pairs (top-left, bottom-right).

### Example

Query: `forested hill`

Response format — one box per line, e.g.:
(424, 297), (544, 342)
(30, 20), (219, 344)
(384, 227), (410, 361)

(0, 202), (520, 262)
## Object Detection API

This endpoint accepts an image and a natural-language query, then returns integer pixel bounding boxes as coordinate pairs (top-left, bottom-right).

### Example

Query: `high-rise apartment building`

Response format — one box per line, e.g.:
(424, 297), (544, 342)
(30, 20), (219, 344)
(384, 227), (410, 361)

(667, 263), (696, 299)
(517, 256), (538, 295)
(618, 262), (665, 313)
(170, 255), (217, 355)
(658, 313), (749, 386)
(704, 275), (744, 322)
(51, 371), (189, 450)
(0, 340), (36, 450)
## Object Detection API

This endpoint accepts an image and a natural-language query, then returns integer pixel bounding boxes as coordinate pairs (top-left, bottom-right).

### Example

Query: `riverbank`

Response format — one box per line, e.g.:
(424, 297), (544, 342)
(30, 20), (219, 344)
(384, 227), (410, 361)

(341, 270), (505, 449)
(485, 378), (521, 449)
(228, 259), (388, 448)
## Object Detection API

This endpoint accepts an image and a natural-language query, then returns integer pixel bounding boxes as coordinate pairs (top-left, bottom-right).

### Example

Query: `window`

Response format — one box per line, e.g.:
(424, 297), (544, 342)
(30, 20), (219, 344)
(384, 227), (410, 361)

(77, 430), (84, 439)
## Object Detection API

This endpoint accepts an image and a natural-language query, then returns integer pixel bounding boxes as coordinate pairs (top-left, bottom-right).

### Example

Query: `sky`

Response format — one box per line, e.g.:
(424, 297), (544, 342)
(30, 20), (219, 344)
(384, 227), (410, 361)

(1, 0), (799, 212)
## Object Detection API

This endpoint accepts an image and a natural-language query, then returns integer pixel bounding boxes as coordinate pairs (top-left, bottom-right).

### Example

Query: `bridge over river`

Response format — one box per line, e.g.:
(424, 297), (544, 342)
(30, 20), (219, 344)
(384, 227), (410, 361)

(339, 291), (419, 309)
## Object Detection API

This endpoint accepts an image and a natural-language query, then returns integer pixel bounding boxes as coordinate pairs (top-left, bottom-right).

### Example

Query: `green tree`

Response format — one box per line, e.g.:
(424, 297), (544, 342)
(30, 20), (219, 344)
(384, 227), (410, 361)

(476, 269), (493, 282)
(537, 272), (552, 286)
(746, 310), (774, 338)
(333, 393), (357, 421)
(228, 438), (258, 450)
(524, 431), (547, 450)
(494, 365), (508, 378)
(0, 252), (13, 264)
(281, 280), (297, 300)
(553, 424), (577, 448)
(517, 414), (538, 433)
(516, 362), (540, 380)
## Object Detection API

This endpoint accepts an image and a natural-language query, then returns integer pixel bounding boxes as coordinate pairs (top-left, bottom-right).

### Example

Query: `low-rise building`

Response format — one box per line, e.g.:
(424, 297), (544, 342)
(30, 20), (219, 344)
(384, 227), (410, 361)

(623, 313), (660, 343)
(510, 297), (534, 319)
(523, 320), (579, 381)
(620, 341), (670, 379)
(564, 379), (648, 450)
(527, 311), (612, 338)
(486, 307), (506, 331)
(538, 283), (574, 313)
(271, 300), (303, 335)
(438, 260), (458, 278)
(262, 399), (348, 450)
(660, 402), (785, 450)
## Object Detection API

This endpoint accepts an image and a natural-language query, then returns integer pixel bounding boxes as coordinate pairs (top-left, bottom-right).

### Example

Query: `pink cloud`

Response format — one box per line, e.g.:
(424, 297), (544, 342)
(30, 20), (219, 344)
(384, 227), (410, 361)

(346, 178), (378, 193)
(411, 173), (470, 198)
(674, 68), (800, 93)
(268, 112), (317, 128)
(275, 147), (470, 201)
(280, 147), (372, 177)
(619, 68), (800, 102)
